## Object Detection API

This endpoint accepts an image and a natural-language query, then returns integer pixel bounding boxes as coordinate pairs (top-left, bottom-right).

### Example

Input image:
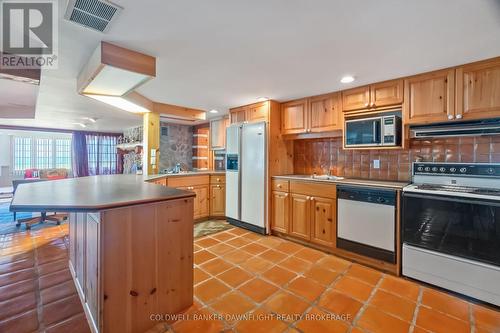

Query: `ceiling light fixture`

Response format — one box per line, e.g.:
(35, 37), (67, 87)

(340, 75), (355, 84)
(84, 117), (97, 123)
(84, 94), (151, 113)
(257, 97), (269, 102)
(209, 109), (219, 114)
(73, 122), (87, 128)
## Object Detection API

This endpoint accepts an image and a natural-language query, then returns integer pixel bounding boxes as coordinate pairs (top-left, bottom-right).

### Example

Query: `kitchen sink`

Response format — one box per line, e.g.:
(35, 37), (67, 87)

(311, 174), (344, 181)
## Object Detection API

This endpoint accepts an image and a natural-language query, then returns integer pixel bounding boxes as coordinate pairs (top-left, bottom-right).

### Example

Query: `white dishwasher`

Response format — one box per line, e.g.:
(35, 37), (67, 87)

(337, 186), (397, 263)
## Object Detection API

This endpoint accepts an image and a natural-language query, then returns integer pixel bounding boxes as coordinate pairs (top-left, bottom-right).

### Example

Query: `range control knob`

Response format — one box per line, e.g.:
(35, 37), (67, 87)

(439, 167), (446, 172)
(432, 167), (438, 172)
(487, 168), (495, 175)
(450, 167), (457, 172)
(417, 167), (424, 171)
(460, 167), (467, 173)
(424, 167), (431, 172)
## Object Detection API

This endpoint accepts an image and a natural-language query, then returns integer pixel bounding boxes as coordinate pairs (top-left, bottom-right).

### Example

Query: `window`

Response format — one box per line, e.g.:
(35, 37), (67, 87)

(13, 137), (32, 171)
(12, 134), (72, 174)
(36, 138), (52, 169)
(55, 139), (72, 169)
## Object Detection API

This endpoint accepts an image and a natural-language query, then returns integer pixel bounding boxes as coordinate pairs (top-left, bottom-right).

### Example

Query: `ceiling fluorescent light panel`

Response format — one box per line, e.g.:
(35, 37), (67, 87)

(85, 94), (151, 113)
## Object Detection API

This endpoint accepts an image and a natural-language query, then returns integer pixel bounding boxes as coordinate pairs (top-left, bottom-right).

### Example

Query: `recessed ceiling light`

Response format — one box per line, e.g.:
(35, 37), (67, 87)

(257, 97), (269, 102)
(84, 117), (97, 123)
(340, 75), (355, 84)
(209, 109), (219, 114)
(73, 122), (87, 128)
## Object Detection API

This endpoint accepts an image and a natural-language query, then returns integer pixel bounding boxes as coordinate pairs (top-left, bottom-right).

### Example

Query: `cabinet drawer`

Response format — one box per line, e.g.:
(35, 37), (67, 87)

(272, 179), (289, 192)
(290, 181), (336, 198)
(210, 174), (226, 184)
(167, 175), (209, 188)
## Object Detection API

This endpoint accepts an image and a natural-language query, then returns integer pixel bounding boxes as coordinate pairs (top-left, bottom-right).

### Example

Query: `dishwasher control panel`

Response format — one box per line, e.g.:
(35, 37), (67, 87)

(337, 186), (396, 206)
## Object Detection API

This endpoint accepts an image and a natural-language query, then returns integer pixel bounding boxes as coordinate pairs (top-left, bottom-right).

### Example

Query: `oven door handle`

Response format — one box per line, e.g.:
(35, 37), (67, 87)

(403, 192), (500, 207)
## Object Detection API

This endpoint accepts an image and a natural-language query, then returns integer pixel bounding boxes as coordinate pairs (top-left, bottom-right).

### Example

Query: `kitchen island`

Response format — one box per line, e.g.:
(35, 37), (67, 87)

(10, 175), (195, 333)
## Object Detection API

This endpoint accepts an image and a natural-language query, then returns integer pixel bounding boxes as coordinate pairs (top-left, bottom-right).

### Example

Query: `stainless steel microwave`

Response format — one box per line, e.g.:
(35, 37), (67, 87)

(345, 114), (402, 148)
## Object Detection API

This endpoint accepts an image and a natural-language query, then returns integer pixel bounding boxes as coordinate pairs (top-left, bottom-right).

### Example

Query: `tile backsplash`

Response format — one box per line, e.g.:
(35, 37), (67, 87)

(294, 136), (500, 182)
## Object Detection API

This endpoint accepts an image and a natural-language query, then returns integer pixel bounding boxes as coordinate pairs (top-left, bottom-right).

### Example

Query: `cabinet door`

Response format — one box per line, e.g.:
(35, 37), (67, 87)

(404, 69), (455, 125)
(86, 214), (100, 325)
(290, 193), (310, 240)
(230, 107), (246, 124)
(456, 59), (500, 121)
(271, 191), (289, 233)
(247, 102), (268, 122)
(370, 79), (403, 108)
(210, 184), (225, 216)
(311, 197), (336, 248)
(342, 86), (370, 111)
(281, 99), (309, 134)
(309, 93), (341, 132)
(69, 213), (76, 267)
(75, 212), (86, 293)
(210, 118), (227, 150)
(194, 185), (209, 219)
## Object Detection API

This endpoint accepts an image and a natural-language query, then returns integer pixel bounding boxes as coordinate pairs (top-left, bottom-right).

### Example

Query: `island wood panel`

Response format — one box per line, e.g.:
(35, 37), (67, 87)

(456, 58), (500, 120)
(404, 69), (455, 124)
(370, 79), (403, 108)
(69, 198), (194, 333)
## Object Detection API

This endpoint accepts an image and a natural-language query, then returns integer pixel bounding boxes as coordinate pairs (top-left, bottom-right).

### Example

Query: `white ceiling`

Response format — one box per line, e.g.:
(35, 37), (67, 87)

(1, 0), (500, 132)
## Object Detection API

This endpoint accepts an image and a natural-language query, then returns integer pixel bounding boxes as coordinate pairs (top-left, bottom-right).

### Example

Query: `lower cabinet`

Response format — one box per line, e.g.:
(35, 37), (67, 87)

(210, 184), (225, 217)
(271, 180), (337, 248)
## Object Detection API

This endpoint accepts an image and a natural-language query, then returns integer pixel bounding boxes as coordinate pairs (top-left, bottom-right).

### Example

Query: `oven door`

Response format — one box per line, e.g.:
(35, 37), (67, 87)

(345, 117), (382, 147)
(403, 192), (500, 266)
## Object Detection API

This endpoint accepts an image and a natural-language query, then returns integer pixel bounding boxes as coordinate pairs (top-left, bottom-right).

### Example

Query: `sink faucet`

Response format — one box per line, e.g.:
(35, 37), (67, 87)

(173, 163), (181, 173)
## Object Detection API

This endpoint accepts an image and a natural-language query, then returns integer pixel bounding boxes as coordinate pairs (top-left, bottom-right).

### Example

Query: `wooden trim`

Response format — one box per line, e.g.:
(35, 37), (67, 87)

(282, 130), (342, 140)
(125, 91), (155, 111)
(101, 41), (156, 77)
(153, 102), (206, 121)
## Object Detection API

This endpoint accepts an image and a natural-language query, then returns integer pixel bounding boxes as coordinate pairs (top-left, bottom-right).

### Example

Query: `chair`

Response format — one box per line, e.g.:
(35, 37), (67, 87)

(12, 168), (69, 230)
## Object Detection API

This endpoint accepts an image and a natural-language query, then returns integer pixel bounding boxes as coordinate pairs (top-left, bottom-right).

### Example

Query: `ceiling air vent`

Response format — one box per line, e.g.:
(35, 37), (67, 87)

(64, 0), (122, 33)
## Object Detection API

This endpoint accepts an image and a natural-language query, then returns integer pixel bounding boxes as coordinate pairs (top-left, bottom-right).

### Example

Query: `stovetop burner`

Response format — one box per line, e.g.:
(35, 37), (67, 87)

(416, 184), (500, 196)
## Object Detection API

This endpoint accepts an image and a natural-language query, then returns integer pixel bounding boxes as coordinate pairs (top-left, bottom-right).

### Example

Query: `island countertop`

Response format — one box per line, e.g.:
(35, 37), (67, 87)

(10, 174), (195, 212)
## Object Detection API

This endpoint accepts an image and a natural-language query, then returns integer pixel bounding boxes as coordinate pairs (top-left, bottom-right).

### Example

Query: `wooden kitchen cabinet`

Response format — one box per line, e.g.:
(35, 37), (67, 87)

(404, 69), (455, 124)
(230, 106), (247, 124)
(281, 94), (341, 134)
(342, 86), (370, 111)
(281, 98), (309, 134)
(311, 197), (336, 247)
(309, 93), (341, 132)
(247, 102), (268, 122)
(210, 117), (228, 150)
(290, 193), (311, 240)
(210, 184), (225, 217)
(342, 79), (403, 112)
(456, 58), (500, 121)
(271, 191), (289, 233)
(193, 185), (209, 219)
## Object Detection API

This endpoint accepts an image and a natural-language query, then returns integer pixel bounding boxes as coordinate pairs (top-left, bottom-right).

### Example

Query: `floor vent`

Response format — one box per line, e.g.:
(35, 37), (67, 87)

(64, 0), (122, 33)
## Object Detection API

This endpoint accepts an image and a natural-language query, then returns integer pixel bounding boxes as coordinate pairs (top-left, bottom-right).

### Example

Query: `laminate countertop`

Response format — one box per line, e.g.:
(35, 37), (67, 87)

(10, 174), (195, 212)
(144, 170), (225, 181)
(273, 175), (409, 190)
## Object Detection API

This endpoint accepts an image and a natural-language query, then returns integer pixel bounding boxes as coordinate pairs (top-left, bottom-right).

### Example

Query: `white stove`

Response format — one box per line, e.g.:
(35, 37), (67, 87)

(402, 162), (500, 306)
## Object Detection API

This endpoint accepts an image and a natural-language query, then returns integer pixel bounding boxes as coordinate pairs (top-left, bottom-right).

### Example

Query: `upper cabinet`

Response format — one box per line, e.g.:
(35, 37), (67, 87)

(456, 58), (500, 121)
(309, 93), (342, 132)
(229, 101), (269, 124)
(281, 98), (309, 134)
(281, 93), (341, 135)
(210, 117), (228, 150)
(342, 79), (403, 112)
(404, 69), (455, 125)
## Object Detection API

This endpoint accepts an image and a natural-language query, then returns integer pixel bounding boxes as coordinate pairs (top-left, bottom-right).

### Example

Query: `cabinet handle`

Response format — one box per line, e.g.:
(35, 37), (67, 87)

(306, 196), (310, 200)
(277, 184), (282, 188)
(370, 102), (375, 107)
(364, 102), (369, 107)
(310, 197), (315, 201)
(456, 114), (463, 119)
(448, 114), (454, 120)
(284, 193), (288, 197)
(216, 185), (220, 188)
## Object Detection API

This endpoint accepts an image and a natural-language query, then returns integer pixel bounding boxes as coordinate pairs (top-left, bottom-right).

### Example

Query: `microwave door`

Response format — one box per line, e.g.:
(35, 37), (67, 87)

(346, 118), (381, 147)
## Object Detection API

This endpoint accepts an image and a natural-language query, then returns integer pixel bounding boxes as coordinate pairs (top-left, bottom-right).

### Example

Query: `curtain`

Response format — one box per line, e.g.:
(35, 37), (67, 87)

(72, 132), (89, 177)
(85, 133), (120, 175)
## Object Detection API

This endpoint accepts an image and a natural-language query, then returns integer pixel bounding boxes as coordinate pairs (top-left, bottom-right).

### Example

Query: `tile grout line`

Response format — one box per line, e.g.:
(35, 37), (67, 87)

(350, 274), (384, 329)
(408, 286), (423, 333)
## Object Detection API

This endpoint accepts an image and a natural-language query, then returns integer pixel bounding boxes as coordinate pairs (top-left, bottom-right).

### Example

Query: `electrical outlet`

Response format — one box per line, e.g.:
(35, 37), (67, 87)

(373, 159), (380, 169)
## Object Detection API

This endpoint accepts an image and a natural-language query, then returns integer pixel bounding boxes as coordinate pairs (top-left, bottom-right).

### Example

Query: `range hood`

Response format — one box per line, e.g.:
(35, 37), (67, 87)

(410, 118), (500, 138)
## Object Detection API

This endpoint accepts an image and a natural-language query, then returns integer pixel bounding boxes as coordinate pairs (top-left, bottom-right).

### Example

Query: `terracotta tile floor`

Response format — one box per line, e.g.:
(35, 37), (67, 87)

(2, 224), (500, 333)
(0, 223), (90, 333)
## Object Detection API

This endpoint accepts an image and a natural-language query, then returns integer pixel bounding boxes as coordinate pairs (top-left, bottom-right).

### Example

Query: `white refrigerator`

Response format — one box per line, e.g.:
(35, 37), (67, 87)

(225, 122), (266, 234)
